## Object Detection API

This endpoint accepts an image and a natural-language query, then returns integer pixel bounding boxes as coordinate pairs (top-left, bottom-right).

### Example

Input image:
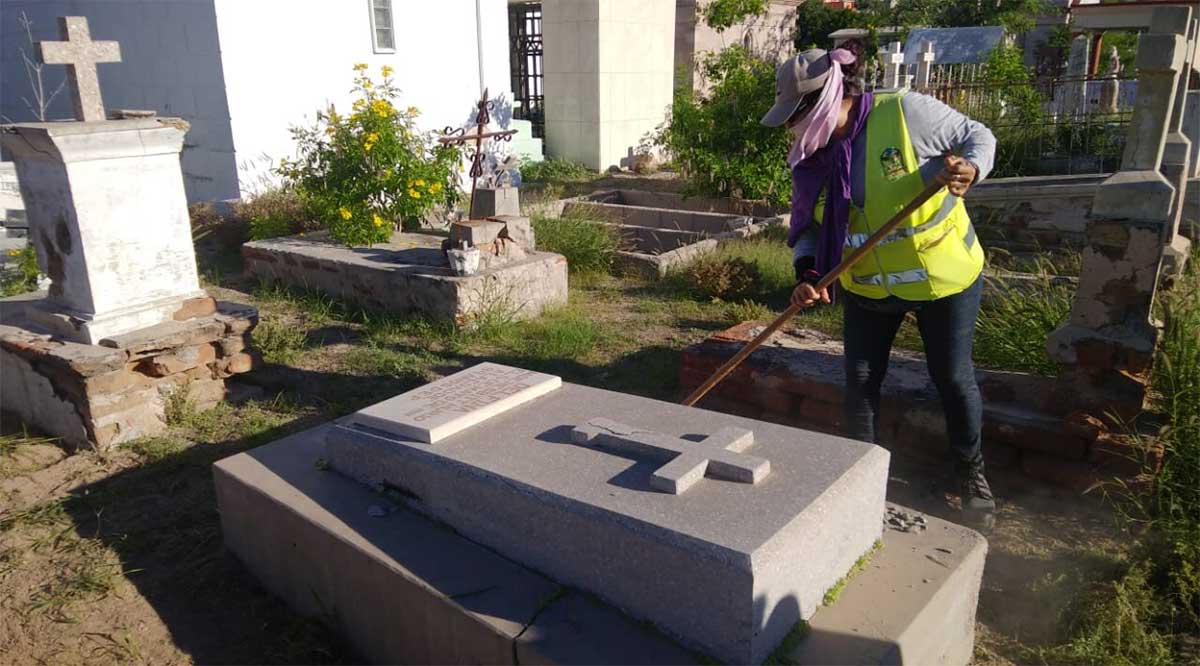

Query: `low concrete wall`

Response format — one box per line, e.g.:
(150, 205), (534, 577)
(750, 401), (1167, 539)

(966, 174), (1200, 251)
(681, 323), (1155, 493)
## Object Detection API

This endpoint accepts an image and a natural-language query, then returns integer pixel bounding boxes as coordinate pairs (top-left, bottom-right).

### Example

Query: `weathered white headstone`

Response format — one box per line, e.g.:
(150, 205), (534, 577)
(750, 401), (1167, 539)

(915, 40), (936, 89)
(347, 362), (561, 443)
(572, 418), (769, 494)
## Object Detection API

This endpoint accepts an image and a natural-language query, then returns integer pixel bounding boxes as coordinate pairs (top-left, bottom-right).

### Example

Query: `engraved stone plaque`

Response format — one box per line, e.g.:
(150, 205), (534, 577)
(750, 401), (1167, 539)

(347, 362), (561, 443)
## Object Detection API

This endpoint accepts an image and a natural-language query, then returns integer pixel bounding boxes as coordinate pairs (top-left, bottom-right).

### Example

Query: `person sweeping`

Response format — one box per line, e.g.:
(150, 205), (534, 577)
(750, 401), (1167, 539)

(760, 42), (997, 532)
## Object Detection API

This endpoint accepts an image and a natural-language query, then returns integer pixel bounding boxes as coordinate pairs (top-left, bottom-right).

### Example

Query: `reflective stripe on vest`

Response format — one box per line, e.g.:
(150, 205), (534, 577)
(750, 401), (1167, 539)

(850, 222), (978, 286)
(844, 194), (958, 250)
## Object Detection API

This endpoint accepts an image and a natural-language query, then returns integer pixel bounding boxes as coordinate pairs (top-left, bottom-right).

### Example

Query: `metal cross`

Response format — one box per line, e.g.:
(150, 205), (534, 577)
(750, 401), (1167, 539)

(438, 88), (517, 219)
(37, 16), (122, 122)
(571, 418), (771, 494)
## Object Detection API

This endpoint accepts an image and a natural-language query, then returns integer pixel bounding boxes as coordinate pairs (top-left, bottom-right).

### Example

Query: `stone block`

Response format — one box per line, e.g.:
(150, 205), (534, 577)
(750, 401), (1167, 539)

(216, 423), (984, 666)
(491, 215), (536, 251)
(242, 233), (567, 326)
(100, 317), (226, 356)
(326, 376), (890, 664)
(784, 506), (988, 666)
(449, 219), (506, 248)
(222, 352), (254, 375)
(213, 430), (559, 665)
(173, 295), (217, 320)
(140, 342), (216, 376)
(470, 186), (520, 218)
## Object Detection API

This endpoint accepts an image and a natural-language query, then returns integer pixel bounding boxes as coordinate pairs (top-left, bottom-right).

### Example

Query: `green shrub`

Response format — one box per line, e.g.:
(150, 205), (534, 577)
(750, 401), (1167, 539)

(279, 64), (460, 246)
(252, 318), (306, 365)
(531, 213), (620, 275)
(519, 158), (596, 183)
(684, 256), (763, 301)
(656, 46), (791, 206)
(726, 299), (773, 323)
(233, 188), (315, 241)
(1, 244), (40, 297)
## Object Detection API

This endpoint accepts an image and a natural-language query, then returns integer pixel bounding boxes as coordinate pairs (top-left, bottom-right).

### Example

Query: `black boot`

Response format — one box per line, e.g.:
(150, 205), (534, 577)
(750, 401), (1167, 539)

(957, 458), (995, 534)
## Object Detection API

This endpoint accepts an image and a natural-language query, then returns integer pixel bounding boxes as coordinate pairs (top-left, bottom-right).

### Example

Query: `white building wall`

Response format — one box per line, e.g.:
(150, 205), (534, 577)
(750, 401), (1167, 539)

(212, 0), (513, 197)
(543, 0), (675, 171)
(0, 0), (239, 202)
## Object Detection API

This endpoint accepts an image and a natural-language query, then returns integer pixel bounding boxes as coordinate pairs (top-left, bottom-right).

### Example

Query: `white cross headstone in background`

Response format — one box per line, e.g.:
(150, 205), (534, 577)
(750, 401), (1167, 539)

(882, 41), (905, 90)
(36, 16), (121, 122)
(571, 418), (770, 494)
(915, 41), (936, 89)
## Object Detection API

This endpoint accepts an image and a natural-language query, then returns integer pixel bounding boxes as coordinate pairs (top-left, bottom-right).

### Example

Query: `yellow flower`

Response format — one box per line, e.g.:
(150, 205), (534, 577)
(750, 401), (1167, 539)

(372, 99), (392, 118)
(362, 78), (373, 90)
(339, 207), (352, 220)
(406, 106), (419, 117)
(373, 213), (385, 228)
(352, 99), (366, 112)
(429, 182), (443, 194)
(353, 63), (368, 71)
(325, 127), (336, 136)
(381, 65), (393, 77)
(414, 178), (426, 187)
(408, 189), (421, 199)
(328, 110), (341, 124)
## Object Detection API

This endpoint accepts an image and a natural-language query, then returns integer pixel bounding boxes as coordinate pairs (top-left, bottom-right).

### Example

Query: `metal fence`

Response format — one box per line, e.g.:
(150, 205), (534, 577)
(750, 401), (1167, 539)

(906, 73), (1138, 178)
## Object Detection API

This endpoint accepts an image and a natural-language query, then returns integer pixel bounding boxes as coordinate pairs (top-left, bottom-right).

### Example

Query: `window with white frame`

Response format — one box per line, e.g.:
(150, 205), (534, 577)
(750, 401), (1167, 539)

(369, 0), (395, 53)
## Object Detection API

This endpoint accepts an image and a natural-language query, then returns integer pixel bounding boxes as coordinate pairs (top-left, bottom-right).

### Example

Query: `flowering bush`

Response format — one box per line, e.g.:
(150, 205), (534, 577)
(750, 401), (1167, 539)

(278, 64), (461, 246)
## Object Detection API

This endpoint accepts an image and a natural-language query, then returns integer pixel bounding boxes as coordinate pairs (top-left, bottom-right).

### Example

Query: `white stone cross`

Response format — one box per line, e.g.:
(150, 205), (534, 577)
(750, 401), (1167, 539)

(37, 16), (121, 122)
(881, 41), (905, 90)
(571, 418), (770, 494)
(915, 41), (936, 89)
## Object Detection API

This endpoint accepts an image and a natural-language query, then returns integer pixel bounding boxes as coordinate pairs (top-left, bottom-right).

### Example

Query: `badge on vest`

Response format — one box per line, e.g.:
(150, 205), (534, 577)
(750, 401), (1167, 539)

(880, 147), (906, 181)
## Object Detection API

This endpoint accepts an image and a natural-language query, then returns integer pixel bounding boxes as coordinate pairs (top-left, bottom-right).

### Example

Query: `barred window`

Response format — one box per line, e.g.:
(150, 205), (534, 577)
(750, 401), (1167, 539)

(369, 0), (395, 53)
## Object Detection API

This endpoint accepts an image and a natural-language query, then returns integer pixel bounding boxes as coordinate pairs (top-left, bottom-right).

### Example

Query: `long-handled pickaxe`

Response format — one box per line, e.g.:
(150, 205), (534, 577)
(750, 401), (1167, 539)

(682, 181), (945, 407)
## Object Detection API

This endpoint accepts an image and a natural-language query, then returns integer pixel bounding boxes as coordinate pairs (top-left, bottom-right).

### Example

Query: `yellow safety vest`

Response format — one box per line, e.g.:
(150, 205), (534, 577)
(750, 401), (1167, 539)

(838, 91), (984, 300)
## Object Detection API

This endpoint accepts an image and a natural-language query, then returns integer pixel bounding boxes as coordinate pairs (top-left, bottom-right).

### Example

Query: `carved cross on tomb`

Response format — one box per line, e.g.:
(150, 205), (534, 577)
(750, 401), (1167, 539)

(571, 418), (771, 495)
(438, 88), (517, 220)
(37, 16), (121, 122)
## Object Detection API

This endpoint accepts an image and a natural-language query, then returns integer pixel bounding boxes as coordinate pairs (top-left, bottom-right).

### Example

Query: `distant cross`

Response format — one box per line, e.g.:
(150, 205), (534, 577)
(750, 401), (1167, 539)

(571, 418), (771, 495)
(915, 41), (936, 89)
(881, 41), (905, 90)
(438, 88), (517, 219)
(37, 16), (121, 122)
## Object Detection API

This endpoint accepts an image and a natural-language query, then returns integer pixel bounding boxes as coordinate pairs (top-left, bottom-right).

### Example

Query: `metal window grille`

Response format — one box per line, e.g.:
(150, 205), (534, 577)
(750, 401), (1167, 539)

(370, 0), (395, 52)
(508, 2), (544, 138)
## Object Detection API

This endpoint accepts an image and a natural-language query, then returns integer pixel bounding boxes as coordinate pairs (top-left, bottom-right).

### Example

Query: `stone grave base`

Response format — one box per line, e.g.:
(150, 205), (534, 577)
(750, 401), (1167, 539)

(561, 190), (787, 279)
(242, 231), (567, 326)
(1, 294), (258, 450)
(682, 323), (1153, 493)
(214, 427), (986, 665)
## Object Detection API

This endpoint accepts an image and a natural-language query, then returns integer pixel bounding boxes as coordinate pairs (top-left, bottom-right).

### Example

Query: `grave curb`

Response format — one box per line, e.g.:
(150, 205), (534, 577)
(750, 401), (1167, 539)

(214, 424), (986, 665)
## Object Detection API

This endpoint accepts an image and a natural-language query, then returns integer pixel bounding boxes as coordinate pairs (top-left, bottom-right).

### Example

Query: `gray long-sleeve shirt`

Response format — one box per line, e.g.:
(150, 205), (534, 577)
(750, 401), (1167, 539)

(793, 91), (997, 259)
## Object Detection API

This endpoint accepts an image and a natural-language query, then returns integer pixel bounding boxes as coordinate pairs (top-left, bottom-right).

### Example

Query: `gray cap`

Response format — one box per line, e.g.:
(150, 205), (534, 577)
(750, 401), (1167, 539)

(761, 49), (836, 127)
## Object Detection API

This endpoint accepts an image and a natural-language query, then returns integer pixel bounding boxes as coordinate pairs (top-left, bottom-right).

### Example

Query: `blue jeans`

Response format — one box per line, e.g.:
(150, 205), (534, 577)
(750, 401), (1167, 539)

(841, 278), (984, 464)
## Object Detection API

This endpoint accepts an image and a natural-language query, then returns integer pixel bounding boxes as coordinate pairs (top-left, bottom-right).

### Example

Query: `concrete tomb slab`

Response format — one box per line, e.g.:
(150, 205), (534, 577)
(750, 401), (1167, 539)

(571, 417), (769, 494)
(351, 362), (561, 443)
(215, 423), (985, 665)
(325, 364), (890, 663)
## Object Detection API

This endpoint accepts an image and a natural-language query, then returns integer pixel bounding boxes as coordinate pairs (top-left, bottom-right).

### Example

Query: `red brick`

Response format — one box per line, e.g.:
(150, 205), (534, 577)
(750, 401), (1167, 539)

(173, 296), (217, 321)
(224, 352), (254, 375)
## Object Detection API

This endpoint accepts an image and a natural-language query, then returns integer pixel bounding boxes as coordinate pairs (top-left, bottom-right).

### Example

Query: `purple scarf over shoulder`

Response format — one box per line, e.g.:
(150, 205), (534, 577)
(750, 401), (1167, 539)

(787, 92), (873, 277)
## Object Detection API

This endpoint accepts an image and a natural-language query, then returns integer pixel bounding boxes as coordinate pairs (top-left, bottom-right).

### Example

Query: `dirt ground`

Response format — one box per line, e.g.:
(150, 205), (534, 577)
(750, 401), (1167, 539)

(0, 283), (1131, 666)
(0, 172), (1131, 663)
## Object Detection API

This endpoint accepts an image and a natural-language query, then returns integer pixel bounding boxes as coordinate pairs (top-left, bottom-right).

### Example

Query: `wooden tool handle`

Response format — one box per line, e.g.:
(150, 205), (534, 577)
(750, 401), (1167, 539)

(682, 181), (945, 407)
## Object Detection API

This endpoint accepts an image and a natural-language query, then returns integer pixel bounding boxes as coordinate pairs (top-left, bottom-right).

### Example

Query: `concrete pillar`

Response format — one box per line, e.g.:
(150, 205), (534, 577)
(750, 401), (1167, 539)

(1159, 9), (1197, 237)
(1046, 10), (1189, 416)
(541, 0), (675, 171)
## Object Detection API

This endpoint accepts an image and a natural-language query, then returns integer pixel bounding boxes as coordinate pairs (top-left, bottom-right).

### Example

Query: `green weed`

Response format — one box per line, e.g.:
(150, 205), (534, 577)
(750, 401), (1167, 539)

(124, 437), (187, 463)
(253, 318), (307, 365)
(532, 211), (622, 276)
(1, 244), (40, 297)
(725, 299), (774, 324)
(975, 271), (1073, 375)
(514, 307), (608, 361)
(822, 539), (882, 607)
(341, 345), (435, 382)
(0, 500), (69, 533)
(519, 158), (597, 183)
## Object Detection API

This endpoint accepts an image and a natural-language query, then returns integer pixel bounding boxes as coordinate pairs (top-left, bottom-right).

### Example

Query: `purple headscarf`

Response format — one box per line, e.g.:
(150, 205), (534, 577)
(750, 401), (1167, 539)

(787, 92), (873, 277)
